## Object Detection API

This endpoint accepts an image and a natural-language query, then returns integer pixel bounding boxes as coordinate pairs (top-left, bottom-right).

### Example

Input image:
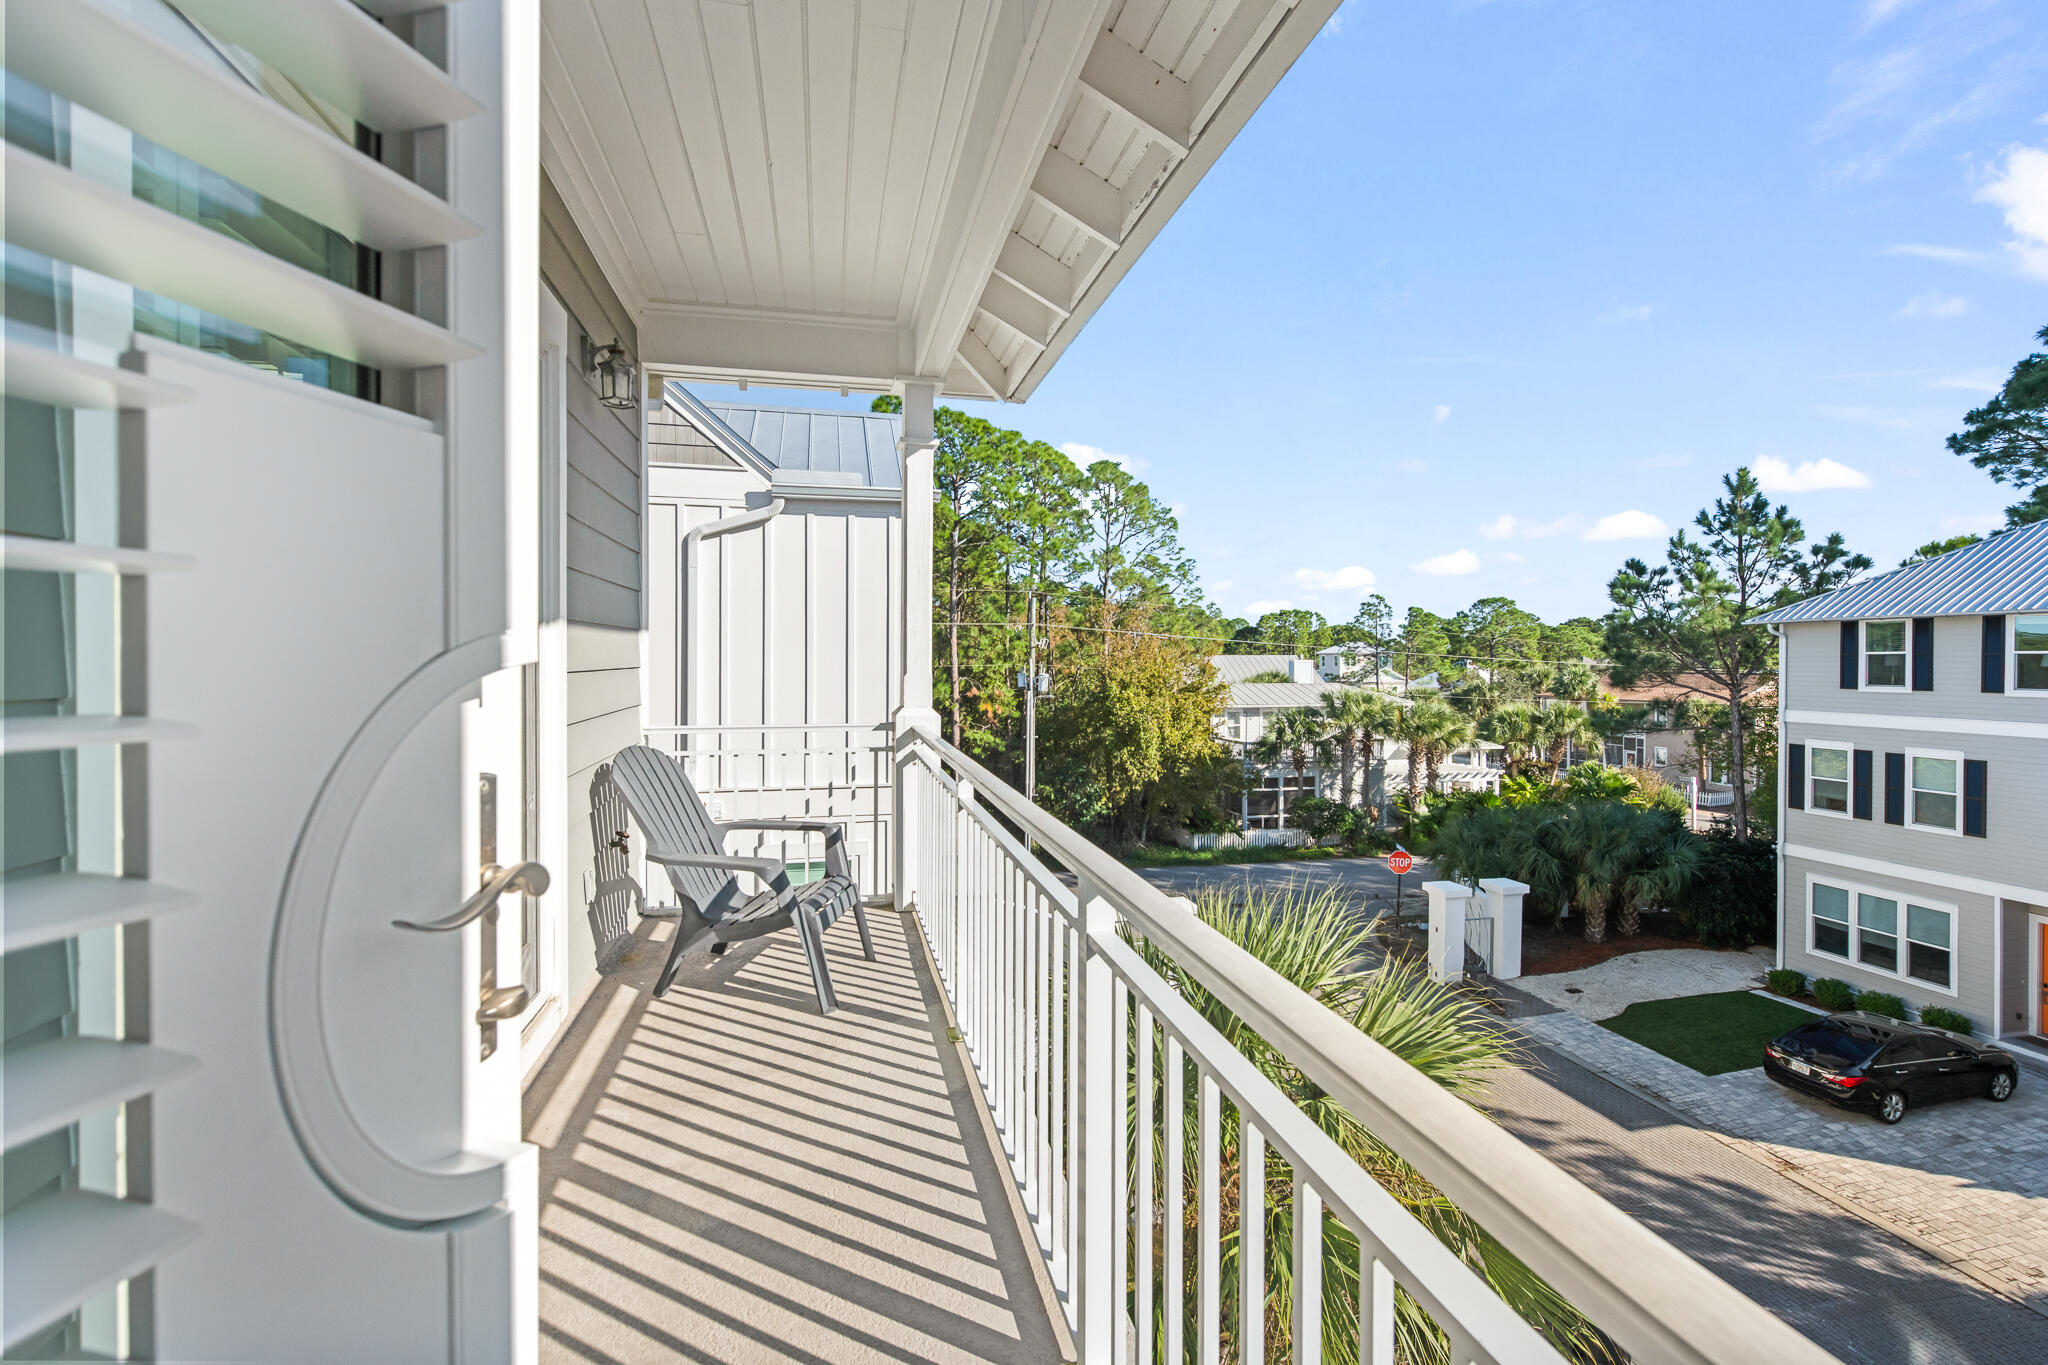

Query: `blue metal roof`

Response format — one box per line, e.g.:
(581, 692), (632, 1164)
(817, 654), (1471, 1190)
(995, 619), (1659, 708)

(701, 402), (902, 490)
(1753, 519), (2048, 624)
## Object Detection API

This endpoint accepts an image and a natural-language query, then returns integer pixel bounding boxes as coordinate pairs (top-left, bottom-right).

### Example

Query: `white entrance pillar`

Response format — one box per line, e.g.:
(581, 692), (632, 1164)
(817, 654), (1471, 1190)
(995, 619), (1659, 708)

(1477, 878), (1528, 979)
(893, 380), (942, 913)
(1424, 881), (1473, 984)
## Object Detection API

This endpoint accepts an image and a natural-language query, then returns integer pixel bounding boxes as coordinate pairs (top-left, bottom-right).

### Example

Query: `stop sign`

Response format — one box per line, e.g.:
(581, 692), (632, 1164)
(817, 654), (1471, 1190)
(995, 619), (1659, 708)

(1387, 849), (1413, 875)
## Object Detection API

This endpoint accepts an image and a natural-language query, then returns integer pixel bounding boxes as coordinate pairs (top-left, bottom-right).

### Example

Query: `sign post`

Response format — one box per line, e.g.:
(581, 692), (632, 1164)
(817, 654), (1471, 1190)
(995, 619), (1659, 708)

(1388, 846), (1413, 922)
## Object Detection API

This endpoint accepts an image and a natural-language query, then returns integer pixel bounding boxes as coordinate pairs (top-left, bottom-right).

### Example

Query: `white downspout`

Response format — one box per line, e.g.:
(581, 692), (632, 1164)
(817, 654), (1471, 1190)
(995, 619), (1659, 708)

(681, 497), (784, 734)
(1770, 622), (1786, 972)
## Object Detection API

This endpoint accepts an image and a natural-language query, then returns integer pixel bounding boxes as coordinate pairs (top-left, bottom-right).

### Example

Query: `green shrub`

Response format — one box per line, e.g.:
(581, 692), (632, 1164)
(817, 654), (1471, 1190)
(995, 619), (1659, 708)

(1812, 977), (1857, 1011)
(1287, 795), (1355, 845)
(1919, 1006), (1974, 1035)
(1670, 828), (1775, 948)
(1765, 968), (1806, 997)
(1855, 990), (1907, 1020)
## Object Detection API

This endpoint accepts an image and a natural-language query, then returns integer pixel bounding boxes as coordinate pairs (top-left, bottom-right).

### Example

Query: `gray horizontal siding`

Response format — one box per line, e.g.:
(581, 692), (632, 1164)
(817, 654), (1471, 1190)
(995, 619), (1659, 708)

(565, 363), (640, 631)
(1782, 618), (2048, 725)
(565, 624), (642, 1008)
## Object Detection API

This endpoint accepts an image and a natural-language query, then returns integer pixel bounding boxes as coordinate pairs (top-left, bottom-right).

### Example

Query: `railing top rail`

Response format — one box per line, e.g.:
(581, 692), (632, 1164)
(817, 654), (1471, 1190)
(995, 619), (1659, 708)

(906, 725), (1836, 1365)
(644, 723), (892, 736)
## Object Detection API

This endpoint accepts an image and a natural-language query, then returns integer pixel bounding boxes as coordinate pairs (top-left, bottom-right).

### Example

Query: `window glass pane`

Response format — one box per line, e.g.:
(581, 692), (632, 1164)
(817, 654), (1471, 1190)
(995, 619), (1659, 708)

(1907, 905), (1950, 949)
(1858, 894), (1897, 934)
(1812, 779), (1848, 813)
(1814, 919), (1850, 957)
(1866, 653), (1906, 687)
(1911, 757), (1957, 794)
(1913, 791), (1957, 828)
(1865, 622), (1905, 652)
(1859, 931), (1898, 972)
(1812, 748), (1849, 780)
(2015, 615), (2048, 652)
(1813, 884), (1850, 922)
(1908, 942), (1952, 988)
(2019, 654), (2048, 691)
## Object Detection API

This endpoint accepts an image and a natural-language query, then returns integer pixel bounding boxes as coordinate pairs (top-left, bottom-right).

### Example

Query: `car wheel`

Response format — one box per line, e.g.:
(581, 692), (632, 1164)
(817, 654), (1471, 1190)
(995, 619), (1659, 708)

(1989, 1070), (2017, 1102)
(1876, 1089), (1907, 1124)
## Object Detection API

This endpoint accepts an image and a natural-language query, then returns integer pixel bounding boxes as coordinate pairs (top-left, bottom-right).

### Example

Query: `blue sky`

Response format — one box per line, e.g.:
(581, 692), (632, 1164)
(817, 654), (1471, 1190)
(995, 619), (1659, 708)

(694, 0), (2048, 625)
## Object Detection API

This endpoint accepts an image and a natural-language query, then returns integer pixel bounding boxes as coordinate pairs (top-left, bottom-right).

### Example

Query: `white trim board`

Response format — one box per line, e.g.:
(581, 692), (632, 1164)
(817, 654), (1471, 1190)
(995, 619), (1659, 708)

(1783, 709), (2048, 740)
(1782, 842), (2048, 910)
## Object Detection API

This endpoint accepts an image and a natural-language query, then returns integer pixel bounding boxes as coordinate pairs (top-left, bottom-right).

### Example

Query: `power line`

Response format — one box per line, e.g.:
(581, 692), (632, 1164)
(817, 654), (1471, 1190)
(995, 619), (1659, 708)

(942, 617), (1609, 668)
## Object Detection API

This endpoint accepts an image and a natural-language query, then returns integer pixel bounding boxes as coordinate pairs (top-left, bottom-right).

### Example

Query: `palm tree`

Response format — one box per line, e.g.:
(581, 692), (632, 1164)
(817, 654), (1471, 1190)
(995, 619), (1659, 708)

(1400, 696), (1477, 807)
(1478, 702), (1543, 778)
(1320, 689), (1402, 815)
(1534, 703), (1600, 780)
(1251, 707), (1331, 802)
(1126, 883), (1619, 1364)
(1616, 811), (1700, 936)
(1548, 659), (1598, 703)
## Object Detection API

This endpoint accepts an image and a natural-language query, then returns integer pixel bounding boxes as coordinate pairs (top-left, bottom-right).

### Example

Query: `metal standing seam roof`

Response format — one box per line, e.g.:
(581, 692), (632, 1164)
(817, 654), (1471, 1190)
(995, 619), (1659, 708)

(1210, 654), (1304, 684)
(1752, 520), (2048, 624)
(1226, 681), (1357, 709)
(701, 402), (903, 490)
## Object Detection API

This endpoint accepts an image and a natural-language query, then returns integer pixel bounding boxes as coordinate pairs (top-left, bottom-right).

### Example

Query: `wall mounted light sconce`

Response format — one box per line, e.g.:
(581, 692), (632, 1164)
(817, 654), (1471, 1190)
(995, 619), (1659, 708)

(582, 335), (637, 409)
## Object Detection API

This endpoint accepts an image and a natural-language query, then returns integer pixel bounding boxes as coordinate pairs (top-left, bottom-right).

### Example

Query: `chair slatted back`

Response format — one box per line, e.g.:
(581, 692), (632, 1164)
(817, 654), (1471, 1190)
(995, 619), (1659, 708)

(609, 745), (734, 914)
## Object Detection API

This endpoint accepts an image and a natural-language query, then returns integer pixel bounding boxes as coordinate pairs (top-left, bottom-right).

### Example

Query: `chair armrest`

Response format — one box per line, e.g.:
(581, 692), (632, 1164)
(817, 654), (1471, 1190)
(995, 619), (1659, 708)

(720, 819), (851, 882)
(646, 849), (788, 886)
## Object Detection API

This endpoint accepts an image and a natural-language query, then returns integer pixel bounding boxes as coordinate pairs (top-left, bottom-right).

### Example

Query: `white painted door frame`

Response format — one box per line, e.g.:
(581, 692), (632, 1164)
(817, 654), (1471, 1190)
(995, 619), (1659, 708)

(2029, 912), (2048, 1037)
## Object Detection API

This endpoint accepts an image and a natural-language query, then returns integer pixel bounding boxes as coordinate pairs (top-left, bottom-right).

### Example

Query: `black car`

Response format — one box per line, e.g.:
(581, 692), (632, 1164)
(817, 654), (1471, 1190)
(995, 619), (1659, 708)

(1763, 1011), (2019, 1124)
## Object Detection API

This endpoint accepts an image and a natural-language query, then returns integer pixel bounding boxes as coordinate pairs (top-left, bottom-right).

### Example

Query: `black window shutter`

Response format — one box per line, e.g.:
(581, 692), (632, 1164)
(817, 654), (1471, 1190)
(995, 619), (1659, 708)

(1852, 749), (1873, 820)
(1841, 621), (1860, 689)
(1912, 618), (1934, 691)
(1964, 760), (1987, 837)
(1883, 752), (1905, 824)
(1787, 743), (1805, 810)
(1984, 616), (2006, 693)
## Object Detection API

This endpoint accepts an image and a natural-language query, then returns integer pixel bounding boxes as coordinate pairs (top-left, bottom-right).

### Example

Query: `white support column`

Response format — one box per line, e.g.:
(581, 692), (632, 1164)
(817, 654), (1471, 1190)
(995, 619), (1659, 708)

(1424, 880), (1472, 984)
(1072, 880), (1117, 1362)
(1476, 878), (1527, 980)
(892, 380), (941, 913)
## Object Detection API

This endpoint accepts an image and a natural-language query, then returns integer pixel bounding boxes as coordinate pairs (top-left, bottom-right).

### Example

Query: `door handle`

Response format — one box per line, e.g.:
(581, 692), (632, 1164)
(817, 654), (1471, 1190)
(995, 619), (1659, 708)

(391, 861), (550, 933)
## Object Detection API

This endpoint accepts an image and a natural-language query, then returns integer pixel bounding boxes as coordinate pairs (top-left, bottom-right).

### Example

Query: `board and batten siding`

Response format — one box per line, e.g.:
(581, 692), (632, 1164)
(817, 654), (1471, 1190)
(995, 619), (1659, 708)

(545, 167), (646, 1006)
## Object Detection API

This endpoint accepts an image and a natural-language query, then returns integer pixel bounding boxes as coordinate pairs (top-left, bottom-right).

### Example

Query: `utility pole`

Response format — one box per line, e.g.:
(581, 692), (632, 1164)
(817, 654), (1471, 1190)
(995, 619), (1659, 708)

(1023, 592), (1040, 800)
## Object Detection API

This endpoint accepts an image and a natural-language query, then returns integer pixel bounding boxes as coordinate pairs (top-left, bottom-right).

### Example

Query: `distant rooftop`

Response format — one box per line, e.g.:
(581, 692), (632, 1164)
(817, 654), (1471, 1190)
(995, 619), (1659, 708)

(660, 384), (903, 490)
(1754, 520), (2048, 624)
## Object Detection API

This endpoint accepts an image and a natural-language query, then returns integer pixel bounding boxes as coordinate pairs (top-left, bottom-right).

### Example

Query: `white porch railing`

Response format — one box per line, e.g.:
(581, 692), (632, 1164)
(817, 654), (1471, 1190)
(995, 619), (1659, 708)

(643, 724), (893, 898)
(897, 725), (1835, 1365)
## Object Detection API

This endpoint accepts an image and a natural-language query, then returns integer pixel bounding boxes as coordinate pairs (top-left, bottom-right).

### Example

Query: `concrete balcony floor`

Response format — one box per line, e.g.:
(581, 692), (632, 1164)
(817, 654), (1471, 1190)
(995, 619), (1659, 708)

(523, 908), (1069, 1364)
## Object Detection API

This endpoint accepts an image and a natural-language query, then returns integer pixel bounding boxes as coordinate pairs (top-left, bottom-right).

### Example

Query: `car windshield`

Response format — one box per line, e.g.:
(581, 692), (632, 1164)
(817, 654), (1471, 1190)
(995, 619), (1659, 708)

(1780, 1022), (1885, 1069)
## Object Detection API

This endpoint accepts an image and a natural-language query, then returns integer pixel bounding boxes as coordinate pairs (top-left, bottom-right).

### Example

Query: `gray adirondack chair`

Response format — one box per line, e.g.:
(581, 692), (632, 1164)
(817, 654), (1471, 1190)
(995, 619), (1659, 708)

(599, 744), (874, 1012)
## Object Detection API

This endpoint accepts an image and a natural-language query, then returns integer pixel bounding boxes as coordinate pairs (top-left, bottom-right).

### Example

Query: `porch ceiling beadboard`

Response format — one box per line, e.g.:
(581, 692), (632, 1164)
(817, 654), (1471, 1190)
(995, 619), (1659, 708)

(540, 0), (1341, 399)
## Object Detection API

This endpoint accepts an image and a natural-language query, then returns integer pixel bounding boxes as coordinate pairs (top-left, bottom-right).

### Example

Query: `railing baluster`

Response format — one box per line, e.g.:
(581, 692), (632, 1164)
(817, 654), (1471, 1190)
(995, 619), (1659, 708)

(1165, 1036), (1185, 1365)
(1062, 914), (1080, 1311)
(1240, 1119), (1265, 1365)
(1076, 884), (1117, 1361)
(1199, 1070), (1220, 1365)
(1360, 1252), (1394, 1365)
(1136, 1003), (1155, 1365)
(1293, 1178), (1322, 1363)
(1113, 976), (1131, 1365)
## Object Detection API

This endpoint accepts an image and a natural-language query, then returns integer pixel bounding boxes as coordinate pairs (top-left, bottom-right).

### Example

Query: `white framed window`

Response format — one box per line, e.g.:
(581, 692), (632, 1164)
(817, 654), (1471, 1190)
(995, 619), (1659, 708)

(1225, 712), (1242, 740)
(1906, 748), (1963, 834)
(1807, 740), (1852, 816)
(1652, 744), (1670, 766)
(1863, 619), (1907, 689)
(1806, 877), (1957, 994)
(2015, 613), (2048, 692)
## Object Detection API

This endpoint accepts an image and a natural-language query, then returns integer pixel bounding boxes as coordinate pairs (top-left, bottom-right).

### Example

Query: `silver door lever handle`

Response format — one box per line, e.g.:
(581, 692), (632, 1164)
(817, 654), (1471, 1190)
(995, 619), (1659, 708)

(392, 862), (551, 933)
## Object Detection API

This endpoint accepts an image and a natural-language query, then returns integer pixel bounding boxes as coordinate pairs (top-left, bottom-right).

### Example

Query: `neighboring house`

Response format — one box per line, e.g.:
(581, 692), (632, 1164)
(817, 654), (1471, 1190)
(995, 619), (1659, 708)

(1594, 673), (1762, 815)
(1754, 522), (2048, 1044)
(1317, 643), (1370, 681)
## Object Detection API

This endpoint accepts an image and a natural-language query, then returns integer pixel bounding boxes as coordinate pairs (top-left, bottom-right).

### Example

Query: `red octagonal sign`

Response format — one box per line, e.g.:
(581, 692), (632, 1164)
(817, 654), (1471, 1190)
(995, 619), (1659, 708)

(1387, 849), (1413, 875)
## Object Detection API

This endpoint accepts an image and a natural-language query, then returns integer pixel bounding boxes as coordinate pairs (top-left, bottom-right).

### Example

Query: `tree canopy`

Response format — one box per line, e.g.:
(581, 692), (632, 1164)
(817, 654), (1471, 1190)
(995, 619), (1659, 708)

(1947, 324), (2048, 528)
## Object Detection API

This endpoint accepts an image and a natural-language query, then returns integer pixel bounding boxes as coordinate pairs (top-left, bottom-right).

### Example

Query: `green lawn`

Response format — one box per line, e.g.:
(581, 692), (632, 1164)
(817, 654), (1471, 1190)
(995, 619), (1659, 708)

(1598, 991), (1817, 1076)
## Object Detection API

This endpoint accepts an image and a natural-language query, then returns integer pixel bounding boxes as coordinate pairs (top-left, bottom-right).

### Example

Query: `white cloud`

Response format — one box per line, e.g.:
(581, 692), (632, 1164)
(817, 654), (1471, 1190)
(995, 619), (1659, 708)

(1877, 242), (1995, 266)
(1979, 144), (2048, 280)
(1059, 440), (1149, 476)
(1941, 512), (2003, 534)
(1210, 579), (1233, 595)
(1410, 549), (1481, 576)
(1858, 0), (1918, 33)
(1244, 599), (1295, 615)
(1481, 514), (1574, 540)
(1930, 371), (2004, 392)
(1596, 304), (1654, 324)
(1815, 404), (1915, 430)
(1582, 510), (1670, 541)
(1635, 452), (1693, 470)
(1431, 405), (1452, 424)
(1293, 565), (1377, 592)
(1753, 455), (1873, 492)
(1897, 290), (1967, 318)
